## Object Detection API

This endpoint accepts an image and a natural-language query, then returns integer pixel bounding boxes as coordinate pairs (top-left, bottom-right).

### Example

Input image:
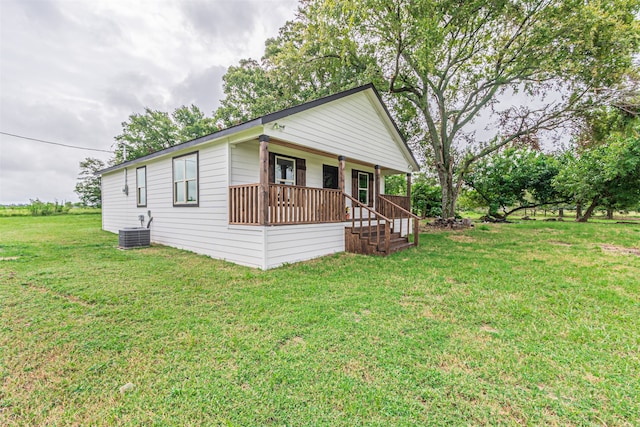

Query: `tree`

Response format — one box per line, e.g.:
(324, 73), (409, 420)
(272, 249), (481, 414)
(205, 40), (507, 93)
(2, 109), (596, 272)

(214, 17), (380, 127)
(554, 116), (640, 221)
(384, 175), (407, 196)
(465, 147), (566, 219)
(112, 105), (218, 163)
(232, 0), (638, 217)
(74, 157), (105, 207)
(411, 173), (442, 217)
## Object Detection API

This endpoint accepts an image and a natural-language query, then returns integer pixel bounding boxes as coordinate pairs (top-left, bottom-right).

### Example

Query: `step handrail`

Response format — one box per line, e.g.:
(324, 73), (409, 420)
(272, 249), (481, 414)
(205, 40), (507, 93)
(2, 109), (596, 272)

(377, 195), (420, 246)
(344, 193), (391, 252)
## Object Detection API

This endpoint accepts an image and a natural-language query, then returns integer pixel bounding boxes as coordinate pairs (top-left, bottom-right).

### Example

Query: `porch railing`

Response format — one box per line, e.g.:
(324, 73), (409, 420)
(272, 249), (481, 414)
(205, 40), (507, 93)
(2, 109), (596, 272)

(378, 194), (410, 213)
(229, 183), (261, 225)
(229, 183), (344, 225)
(378, 195), (420, 246)
(345, 193), (392, 253)
(269, 184), (344, 225)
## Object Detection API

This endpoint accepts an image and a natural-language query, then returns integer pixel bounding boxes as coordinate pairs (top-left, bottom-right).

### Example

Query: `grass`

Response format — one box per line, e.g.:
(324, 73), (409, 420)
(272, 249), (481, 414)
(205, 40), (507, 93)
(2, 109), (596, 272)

(1, 214), (639, 426)
(0, 205), (101, 217)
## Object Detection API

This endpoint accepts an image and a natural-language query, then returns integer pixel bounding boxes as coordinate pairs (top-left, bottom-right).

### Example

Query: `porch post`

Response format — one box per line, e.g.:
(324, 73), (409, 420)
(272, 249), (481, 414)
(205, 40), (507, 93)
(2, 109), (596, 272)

(259, 135), (270, 225)
(374, 165), (381, 210)
(338, 155), (346, 193)
(338, 155), (346, 221)
(406, 172), (412, 210)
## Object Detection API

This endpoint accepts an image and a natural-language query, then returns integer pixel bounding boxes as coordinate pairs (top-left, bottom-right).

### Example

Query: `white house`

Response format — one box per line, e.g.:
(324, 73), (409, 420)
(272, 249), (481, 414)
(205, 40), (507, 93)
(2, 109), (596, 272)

(99, 84), (420, 269)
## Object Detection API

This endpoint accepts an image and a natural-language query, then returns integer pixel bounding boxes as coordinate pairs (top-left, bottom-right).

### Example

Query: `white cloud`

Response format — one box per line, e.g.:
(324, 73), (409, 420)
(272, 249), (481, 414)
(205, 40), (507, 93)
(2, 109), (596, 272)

(0, 0), (297, 204)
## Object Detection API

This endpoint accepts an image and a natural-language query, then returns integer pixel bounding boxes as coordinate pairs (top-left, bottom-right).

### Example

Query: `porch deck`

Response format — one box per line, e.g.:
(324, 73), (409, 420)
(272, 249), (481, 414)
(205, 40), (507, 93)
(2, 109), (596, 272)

(229, 183), (419, 255)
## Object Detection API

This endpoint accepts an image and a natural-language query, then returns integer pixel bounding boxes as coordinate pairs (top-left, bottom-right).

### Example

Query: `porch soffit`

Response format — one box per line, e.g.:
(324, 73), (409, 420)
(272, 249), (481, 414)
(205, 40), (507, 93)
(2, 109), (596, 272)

(260, 137), (403, 173)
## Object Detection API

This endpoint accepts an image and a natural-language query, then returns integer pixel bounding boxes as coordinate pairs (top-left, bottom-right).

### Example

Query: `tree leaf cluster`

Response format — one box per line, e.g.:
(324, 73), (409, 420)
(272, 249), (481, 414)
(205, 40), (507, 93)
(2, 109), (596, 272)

(112, 105), (218, 164)
(554, 114), (640, 220)
(465, 147), (565, 218)
(74, 157), (105, 207)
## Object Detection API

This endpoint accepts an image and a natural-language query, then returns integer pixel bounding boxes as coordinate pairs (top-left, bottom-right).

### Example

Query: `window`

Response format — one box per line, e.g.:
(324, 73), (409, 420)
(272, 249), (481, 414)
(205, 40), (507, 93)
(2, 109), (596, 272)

(358, 172), (369, 204)
(323, 165), (339, 189)
(351, 169), (373, 206)
(136, 166), (146, 207)
(173, 152), (198, 206)
(275, 155), (296, 185)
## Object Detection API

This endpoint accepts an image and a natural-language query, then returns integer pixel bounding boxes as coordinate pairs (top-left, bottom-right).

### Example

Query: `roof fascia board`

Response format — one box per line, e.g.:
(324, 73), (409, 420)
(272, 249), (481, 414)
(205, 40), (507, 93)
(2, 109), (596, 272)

(98, 118), (262, 175)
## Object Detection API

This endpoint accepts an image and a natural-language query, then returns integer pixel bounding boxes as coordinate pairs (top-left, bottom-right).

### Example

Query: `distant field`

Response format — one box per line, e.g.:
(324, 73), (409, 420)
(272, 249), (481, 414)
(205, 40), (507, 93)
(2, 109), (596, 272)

(0, 205), (101, 217)
(1, 214), (639, 425)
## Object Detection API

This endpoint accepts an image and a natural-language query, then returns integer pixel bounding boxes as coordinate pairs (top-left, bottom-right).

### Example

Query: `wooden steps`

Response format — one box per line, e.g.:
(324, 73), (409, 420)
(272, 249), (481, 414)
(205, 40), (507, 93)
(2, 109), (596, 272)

(345, 226), (414, 256)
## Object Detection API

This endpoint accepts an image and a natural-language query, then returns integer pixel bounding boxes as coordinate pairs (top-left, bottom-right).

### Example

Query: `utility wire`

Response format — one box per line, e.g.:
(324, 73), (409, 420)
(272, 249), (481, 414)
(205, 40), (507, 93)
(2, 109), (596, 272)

(0, 131), (114, 153)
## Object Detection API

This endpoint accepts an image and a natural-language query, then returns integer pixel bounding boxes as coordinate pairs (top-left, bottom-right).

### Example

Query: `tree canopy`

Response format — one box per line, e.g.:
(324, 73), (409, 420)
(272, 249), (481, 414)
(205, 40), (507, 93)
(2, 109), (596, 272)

(217, 0), (639, 217)
(465, 148), (566, 218)
(554, 111), (640, 221)
(112, 105), (218, 164)
(74, 157), (105, 207)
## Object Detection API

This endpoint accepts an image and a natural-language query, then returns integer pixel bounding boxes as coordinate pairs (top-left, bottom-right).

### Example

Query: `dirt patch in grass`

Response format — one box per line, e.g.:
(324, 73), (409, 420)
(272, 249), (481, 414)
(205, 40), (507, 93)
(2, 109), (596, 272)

(600, 244), (640, 257)
(343, 358), (375, 383)
(0, 256), (19, 261)
(548, 240), (572, 247)
(448, 234), (475, 243)
(479, 324), (500, 334)
(21, 283), (94, 307)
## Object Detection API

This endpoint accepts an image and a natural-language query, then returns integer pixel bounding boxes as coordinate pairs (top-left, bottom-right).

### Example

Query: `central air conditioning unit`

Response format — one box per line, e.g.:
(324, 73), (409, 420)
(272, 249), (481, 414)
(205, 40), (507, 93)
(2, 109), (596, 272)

(118, 227), (150, 249)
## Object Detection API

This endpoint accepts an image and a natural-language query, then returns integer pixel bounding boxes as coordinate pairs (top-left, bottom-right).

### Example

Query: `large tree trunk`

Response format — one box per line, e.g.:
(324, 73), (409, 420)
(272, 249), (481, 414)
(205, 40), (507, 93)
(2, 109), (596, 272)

(576, 197), (599, 222)
(606, 208), (613, 220)
(558, 208), (564, 218)
(438, 170), (457, 218)
(576, 201), (582, 219)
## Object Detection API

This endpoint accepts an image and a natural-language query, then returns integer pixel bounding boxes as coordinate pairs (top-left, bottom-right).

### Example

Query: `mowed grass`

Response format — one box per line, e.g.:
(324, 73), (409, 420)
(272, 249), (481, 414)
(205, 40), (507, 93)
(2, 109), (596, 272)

(1, 214), (639, 426)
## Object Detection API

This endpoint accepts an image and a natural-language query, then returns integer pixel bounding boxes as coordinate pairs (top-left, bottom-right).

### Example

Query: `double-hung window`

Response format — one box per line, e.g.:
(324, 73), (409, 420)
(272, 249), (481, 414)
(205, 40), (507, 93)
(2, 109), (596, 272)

(358, 172), (369, 204)
(173, 152), (198, 206)
(275, 155), (296, 185)
(136, 166), (146, 207)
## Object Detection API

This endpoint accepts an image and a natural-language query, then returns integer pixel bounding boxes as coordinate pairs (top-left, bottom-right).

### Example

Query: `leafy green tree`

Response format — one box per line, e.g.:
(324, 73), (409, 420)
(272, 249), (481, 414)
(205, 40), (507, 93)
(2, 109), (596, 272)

(411, 173), (442, 217)
(215, 17), (380, 127)
(554, 117), (640, 221)
(465, 148), (566, 218)
(74, 157), (105, 207)
(113, 105), (218, 163)
(384, 175), (407, 196)
(227, 0), (638, 217)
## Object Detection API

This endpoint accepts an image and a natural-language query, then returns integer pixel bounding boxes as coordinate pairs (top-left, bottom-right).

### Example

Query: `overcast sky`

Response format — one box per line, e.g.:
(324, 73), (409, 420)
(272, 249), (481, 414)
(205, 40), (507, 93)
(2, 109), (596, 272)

(0, 0), (298, 204)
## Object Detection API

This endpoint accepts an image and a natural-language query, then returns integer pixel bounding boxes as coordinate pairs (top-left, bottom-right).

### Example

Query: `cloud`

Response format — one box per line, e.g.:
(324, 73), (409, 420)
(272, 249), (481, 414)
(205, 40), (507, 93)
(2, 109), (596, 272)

(171, 65), (228, 114)
(0, 0), (297, 204)
(182, 1), (259, 43)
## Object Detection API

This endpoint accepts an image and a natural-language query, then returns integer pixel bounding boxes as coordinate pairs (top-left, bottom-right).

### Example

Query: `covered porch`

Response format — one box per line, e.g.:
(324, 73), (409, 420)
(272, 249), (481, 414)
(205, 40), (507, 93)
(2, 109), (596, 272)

(228, 135), (419, 255)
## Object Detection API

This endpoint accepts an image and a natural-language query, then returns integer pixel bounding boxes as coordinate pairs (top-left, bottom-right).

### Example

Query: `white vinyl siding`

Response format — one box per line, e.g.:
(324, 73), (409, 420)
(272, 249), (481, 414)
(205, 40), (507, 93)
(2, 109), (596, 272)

(230, 140), (259, 185)
(264, 91), (414, 173)
(101, 141), (266, 269)
(264, 223), (345, 269)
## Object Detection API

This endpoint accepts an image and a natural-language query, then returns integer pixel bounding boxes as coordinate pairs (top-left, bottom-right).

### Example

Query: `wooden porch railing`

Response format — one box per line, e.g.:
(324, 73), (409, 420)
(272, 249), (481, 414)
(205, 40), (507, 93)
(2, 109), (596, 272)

(378, 194), (410, 212)
(229, 183), (344, 225)
(268, 184), (344, 225)
(378, 195), (420, 246)
(344, 193), (392, 253)
(229, 183), (261, 225)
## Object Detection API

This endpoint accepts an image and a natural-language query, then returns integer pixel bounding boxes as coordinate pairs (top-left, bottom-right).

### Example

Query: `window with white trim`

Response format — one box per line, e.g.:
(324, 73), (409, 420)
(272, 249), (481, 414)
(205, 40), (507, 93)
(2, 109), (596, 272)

(173, 152), (198, 205)
(136, 166), (146, 207)
(275, 155), (296, 185)
(358, 171), (369, 204)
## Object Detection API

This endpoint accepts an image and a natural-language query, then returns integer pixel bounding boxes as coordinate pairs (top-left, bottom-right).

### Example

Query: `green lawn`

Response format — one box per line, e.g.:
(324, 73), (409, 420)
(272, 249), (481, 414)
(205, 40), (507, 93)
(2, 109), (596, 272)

(1, 214), (639, 426)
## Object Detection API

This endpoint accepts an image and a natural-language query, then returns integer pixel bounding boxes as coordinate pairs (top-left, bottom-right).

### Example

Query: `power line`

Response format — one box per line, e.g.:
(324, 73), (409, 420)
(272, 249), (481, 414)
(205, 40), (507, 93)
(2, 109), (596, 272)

(0, 131), (114, 153)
